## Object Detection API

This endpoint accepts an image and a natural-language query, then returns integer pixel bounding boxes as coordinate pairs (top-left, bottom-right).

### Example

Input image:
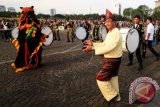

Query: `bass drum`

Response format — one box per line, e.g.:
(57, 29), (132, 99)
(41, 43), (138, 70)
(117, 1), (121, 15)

(100, 24), (107, 41)
(75, 27), (87, 40)
(120, 28), (139, 53)
(41, 26), (53, 46)
(11, 27), (19, 39)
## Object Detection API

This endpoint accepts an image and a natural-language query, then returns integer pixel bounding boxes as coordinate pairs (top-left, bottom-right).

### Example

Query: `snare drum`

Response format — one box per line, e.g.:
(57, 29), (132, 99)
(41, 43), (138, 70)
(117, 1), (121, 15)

(120, 28), (139, 53)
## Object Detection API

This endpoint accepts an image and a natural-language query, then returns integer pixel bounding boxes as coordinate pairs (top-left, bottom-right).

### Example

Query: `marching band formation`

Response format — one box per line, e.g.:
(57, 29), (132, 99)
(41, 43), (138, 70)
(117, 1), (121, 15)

(0, 6), (160, 104)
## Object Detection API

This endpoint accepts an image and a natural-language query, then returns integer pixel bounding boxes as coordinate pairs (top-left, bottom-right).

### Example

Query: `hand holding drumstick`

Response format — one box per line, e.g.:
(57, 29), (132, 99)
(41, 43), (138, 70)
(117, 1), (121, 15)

(82, 40), (94, 52)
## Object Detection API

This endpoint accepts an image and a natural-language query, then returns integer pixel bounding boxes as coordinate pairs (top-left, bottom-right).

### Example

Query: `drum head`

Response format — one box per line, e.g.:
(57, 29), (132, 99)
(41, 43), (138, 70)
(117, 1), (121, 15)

(41, 26), (53, 46)
(11, 27), (19, 39)
(126, 28), (139, 53)
(75, 27), (86, 40)
(101, 26), (107, 41)
(58, 26), (64, 30)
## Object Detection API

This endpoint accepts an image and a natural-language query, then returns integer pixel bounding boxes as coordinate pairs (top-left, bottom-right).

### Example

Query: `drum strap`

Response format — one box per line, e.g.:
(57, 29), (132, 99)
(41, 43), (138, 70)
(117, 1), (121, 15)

(132, 24), (139, 29)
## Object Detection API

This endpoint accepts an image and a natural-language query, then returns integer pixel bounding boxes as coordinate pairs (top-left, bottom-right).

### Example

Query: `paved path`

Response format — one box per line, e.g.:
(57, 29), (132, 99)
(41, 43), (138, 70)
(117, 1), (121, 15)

(0, 30), (160, 107)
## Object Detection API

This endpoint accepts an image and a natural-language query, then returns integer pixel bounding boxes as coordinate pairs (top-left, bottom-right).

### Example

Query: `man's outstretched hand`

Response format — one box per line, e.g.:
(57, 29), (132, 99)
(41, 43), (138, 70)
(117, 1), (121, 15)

(83, 40), (93, 46)
(82, 40), (94, 52)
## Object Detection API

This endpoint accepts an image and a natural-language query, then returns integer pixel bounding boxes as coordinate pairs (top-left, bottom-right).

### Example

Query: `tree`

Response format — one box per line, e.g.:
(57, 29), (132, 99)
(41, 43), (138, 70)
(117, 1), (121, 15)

(0, 11), (18, 17)
(138, 5), (152, 16)
(123, 8), (133, 18)
(123, 5), (152, 22)
(36, 13), (50, 19)
(113, 14), (130, 21)
(137, 5), (152, 22)
(152, 6), (160, 20)
(54, 14), (66, 19)
(131, 8), (143, 19)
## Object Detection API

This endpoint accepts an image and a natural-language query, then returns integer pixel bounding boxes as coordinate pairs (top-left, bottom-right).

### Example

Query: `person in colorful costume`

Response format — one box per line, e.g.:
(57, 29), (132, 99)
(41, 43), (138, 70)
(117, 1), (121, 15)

(11, 6), (46, 72)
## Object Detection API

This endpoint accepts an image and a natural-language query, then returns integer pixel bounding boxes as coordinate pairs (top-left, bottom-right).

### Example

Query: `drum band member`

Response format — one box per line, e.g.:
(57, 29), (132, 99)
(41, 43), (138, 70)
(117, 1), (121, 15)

(52, 20), (60, 41)
(81, 17), (91, 42)
(66, 20), (74, 42)
(91, 21), (100, 41)
(83, 9), (122, 103)
(127, 15), (144, 71)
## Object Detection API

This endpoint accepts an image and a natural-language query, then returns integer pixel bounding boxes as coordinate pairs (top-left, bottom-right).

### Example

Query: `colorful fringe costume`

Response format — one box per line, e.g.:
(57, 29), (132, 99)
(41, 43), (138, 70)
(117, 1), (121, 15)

(11, 6), (46, 72)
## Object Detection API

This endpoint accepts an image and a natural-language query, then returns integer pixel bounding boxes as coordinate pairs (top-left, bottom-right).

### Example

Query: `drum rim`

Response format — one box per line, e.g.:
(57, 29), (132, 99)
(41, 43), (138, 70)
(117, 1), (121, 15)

(43, 35), (54, 46)
(41, 25), (52, 29)
(125, 28), (139, 53)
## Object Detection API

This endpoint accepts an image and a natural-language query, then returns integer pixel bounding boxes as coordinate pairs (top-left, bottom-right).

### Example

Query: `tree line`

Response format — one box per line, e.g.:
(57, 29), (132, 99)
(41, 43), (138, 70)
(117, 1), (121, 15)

(123, 5), (160, 22)
(0, 11), (51, 19)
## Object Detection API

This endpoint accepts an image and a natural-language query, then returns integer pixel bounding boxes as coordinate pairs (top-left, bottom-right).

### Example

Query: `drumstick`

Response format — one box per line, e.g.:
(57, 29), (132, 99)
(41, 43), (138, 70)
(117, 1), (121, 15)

(82, 46), (86, 49)
(45, 31), (52, 38)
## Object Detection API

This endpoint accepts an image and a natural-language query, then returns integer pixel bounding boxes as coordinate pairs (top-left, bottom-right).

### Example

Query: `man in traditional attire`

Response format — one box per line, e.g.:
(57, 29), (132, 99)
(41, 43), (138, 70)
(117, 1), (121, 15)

(83, 9), (122, 103)
(11, 6), (46, 72)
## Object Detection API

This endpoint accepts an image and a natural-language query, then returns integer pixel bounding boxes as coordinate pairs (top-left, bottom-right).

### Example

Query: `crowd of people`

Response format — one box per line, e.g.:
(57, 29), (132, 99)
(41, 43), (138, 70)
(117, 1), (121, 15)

(1, 17), (160, 44)
(39, 18), (134, 42)
(1, 13), (160, 70)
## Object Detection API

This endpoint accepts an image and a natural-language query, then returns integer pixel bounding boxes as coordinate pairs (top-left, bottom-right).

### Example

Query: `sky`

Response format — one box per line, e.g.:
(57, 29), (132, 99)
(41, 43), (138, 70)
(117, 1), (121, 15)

(0, 0), (156, 15)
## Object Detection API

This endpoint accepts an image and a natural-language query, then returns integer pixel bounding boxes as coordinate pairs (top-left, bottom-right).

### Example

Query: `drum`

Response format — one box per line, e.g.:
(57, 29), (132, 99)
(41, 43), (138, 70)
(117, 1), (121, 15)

(58, 26), (65, 30)
(41, 26), (53, 46)
(75, 27), (87, 40)
(100, 25), (107, 41)
(11, 27), (19, 39)
(11, 26), (53, 46)
(120, 28), (139, 53)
